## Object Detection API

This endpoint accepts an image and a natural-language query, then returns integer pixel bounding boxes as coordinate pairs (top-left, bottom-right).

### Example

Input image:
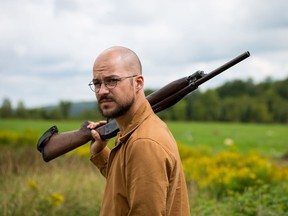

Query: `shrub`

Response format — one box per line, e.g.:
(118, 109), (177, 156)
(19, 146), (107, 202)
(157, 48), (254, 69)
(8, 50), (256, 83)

(0, 129), (39, 146)
(0, 130), (18, 144)
(179, 144), (288, 198)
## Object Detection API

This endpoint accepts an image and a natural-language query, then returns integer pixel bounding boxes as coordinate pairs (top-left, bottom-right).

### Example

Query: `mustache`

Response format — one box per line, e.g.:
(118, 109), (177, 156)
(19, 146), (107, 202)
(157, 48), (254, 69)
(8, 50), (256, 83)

(99, 95), (115, 103)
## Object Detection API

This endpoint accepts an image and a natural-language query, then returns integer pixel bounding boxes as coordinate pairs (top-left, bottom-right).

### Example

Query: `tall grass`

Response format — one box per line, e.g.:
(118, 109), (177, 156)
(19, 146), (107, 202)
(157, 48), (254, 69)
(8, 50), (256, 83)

(0, 147), (105, 216)
(1, 146), (288, 215)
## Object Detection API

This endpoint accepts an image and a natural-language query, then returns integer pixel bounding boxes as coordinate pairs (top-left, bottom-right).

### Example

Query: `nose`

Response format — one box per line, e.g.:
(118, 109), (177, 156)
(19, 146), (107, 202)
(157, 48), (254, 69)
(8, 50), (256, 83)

(97, 83), (110, 95)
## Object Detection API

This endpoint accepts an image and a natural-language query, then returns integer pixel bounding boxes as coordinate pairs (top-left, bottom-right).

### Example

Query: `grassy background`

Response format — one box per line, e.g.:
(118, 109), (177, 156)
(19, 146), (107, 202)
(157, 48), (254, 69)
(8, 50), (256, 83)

(1, 119), (287, 157)
(1, 119), (288, 215)
(168, 121), (288, 157)
(0, 147), (105, 216)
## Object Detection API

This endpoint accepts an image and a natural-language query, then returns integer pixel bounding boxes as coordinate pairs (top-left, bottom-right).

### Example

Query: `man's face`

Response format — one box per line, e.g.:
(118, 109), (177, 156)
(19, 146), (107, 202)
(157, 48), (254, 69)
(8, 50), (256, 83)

(93, 59), (136, 119)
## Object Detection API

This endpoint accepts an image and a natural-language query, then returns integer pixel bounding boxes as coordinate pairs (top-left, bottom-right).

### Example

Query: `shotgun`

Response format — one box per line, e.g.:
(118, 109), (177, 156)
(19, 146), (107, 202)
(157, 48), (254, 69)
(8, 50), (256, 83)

(37, 51), (250, 162)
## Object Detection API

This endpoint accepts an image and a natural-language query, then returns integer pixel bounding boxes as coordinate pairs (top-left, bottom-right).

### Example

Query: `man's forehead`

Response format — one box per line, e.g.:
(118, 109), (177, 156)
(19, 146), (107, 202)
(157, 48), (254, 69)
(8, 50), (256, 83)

(93, 63), (128, 77)
(93, 64), (123, 74)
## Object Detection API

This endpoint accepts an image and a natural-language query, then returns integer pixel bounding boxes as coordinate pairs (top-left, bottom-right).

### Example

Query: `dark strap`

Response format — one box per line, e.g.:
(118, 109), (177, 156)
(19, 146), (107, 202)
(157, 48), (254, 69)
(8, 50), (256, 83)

(37, 125), (58, 152)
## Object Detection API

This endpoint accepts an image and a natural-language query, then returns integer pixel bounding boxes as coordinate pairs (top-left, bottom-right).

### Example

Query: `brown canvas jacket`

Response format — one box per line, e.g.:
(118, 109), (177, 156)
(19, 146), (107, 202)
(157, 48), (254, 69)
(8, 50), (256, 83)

(91, 100), (190, 215)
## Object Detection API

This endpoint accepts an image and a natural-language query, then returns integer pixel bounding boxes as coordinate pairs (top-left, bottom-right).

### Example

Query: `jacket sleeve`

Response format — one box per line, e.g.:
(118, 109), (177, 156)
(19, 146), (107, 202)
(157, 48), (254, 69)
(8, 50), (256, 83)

(125, 138), (176, 215)
(90, 147), (110, 178)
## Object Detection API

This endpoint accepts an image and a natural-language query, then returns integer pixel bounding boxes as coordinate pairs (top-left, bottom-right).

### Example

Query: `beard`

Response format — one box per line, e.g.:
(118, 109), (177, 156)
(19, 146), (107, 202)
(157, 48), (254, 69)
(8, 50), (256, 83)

(98, 95), (134, 119)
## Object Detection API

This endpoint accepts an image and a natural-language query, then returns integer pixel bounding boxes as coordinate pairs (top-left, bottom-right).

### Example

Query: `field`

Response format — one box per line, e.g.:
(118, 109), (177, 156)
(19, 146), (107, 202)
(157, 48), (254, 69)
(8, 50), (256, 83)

(1, 119), (288, 215)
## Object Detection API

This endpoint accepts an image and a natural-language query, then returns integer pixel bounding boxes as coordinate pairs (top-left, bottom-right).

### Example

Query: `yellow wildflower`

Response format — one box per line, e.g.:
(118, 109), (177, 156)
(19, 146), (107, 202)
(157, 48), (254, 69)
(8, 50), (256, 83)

(27, 178), (38, 191)
(47, 192), (64, 207)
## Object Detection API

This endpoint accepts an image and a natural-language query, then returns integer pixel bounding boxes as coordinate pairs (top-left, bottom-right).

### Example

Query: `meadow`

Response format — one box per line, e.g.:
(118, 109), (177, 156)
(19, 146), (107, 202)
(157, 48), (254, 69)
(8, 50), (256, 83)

(1, 119), (288, 215)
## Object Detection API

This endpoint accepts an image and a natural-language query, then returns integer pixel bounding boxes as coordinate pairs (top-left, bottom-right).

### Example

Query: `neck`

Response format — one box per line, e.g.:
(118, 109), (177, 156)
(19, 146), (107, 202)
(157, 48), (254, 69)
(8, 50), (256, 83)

(115, 93), (146, 135)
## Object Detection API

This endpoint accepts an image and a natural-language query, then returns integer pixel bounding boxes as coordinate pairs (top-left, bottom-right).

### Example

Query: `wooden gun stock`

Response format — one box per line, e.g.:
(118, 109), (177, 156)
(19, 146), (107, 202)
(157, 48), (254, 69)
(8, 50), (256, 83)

(37, 51), (250, 162)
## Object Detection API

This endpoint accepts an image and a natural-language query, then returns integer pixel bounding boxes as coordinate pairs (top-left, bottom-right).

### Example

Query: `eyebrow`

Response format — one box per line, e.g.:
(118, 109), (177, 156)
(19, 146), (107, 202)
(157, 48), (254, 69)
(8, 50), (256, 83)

(92, 75), (120, 82)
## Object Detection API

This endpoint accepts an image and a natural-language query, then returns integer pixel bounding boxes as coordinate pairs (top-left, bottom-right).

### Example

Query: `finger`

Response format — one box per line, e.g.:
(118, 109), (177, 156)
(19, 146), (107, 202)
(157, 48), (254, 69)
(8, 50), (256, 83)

(89, 120), (107, 125)
(91, 129), (99, 139)
(98, 120), (107, 125)
(87, 120), (107, 129)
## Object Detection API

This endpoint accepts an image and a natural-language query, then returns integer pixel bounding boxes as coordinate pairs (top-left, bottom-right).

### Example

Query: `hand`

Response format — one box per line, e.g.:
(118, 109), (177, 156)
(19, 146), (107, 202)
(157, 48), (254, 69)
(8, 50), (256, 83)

(87, 120), (109, 155)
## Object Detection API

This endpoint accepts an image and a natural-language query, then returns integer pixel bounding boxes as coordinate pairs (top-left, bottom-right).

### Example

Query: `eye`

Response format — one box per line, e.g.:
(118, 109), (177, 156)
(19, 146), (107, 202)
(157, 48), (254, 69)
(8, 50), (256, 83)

(93, 80), (102, 87)
(105, 78), (118, 86)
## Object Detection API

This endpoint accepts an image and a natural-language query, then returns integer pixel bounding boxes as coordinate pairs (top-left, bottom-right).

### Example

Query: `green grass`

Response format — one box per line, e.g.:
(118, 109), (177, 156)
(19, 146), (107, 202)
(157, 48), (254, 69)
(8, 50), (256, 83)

(0, 119), (287, 157)
(0, 119), (85, 133)
(167, 121), (288, 157)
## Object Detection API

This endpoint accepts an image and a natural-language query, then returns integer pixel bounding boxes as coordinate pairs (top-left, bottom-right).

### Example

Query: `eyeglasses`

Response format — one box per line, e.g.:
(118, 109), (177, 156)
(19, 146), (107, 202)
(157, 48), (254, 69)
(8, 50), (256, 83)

(88, 75), (137, 92)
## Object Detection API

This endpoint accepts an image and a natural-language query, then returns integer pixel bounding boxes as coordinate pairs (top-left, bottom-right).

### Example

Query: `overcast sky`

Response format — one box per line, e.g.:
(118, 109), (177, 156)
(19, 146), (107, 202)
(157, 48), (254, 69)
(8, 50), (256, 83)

(1, 0), (288, 108)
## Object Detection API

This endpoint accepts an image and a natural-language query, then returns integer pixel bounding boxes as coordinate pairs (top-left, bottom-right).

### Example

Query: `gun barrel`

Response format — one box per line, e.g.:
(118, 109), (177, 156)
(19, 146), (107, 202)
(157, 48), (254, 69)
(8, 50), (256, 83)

(151, 51), (250, 113)
(195, 51), (250, 86)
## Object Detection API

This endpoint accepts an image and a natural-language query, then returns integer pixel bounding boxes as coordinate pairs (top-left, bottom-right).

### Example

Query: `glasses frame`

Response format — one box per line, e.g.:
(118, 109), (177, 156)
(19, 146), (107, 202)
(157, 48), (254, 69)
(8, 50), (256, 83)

(88, 75), (137, 92)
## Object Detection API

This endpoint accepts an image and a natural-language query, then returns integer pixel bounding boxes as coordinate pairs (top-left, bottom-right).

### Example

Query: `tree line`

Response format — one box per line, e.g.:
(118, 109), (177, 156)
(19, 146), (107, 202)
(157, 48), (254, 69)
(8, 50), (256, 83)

(157, 77), (288, 123)
(0, 100), (81, 120)
(1, 77), (288, 123)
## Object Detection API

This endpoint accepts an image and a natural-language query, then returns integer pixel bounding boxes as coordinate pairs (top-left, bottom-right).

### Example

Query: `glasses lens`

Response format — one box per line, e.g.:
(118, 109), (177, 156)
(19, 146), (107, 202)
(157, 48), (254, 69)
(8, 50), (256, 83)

(105, 79), (118, 88)
(89, 76), (136, 92)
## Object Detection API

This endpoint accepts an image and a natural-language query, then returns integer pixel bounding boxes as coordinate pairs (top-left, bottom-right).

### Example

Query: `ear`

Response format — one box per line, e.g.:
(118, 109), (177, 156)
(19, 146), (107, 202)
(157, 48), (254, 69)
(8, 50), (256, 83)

(135, 75), (144, 91)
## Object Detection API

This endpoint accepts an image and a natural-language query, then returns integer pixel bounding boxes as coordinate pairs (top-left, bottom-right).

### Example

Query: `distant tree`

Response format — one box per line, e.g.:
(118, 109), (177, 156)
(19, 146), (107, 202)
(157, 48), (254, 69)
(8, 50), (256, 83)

(59, 101), (71, 119)
(273, 100), (288, 123)
(28, 108), (48, 119)
(157, 107), (173, 120)
(219, 97), (245, 122)
(1, 98), (13, 118)
(266, 93), (288, 123)
(191, 90), (221, 121)
(248, 100), (272, 123)
(171, 100), (187, 121)
(256, 77), (274, 96)
(49, 107), (63, 120)
(80, 109), (101, 120)
(15, 101), (28, 118)
(274, 77), (288, 100)
(216, 79), (256, 98)
(185, 91), (201, 120)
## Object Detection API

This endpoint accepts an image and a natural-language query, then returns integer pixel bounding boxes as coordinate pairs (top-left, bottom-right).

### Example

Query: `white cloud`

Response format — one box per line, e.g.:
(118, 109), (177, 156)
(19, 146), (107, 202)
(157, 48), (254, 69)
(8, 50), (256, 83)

(0, 0), (288, 107)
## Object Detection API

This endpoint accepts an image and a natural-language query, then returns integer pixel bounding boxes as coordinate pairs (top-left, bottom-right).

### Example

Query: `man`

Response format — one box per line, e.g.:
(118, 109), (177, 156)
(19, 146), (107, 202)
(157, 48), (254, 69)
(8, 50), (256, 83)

(87, 46), (190, 215)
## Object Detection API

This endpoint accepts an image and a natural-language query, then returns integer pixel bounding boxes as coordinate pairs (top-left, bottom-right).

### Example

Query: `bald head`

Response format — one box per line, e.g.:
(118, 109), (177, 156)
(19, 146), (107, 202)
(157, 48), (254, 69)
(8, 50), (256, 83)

(92, 46), (146, 120)
(94, 46), (142, 76)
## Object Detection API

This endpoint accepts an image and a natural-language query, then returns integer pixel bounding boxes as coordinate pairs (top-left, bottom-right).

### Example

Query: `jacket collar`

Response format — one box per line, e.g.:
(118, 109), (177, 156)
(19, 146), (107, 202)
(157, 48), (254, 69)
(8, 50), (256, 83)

(115, 99), (153, 145)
